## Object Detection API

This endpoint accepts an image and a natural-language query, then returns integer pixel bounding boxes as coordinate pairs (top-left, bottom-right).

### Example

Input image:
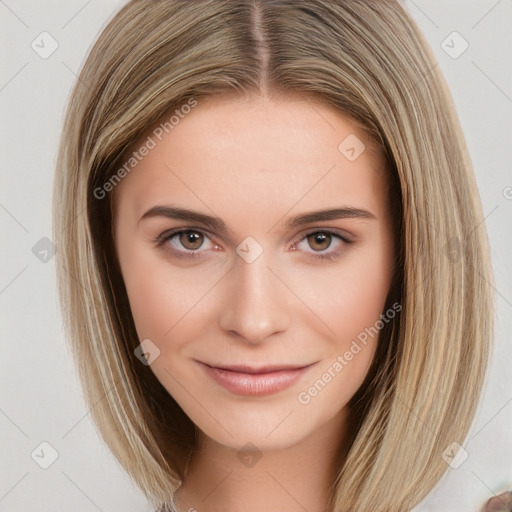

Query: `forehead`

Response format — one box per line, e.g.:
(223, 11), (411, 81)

(113, 94), (389, 226)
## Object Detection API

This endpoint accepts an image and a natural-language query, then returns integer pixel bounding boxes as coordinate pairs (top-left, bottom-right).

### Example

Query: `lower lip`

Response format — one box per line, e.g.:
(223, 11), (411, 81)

(200, 363), (314, 396)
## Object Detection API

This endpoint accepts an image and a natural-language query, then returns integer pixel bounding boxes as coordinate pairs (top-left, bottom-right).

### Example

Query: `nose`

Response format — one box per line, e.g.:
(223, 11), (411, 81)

(218, 250), (291, 345)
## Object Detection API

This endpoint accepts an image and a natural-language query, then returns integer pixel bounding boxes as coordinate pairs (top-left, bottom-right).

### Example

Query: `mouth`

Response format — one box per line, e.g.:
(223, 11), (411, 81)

(197, 361), (317, 396)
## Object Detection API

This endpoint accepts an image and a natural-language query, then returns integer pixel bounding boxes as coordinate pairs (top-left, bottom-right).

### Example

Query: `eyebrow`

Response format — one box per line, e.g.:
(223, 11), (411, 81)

(138, 205), (376, 237)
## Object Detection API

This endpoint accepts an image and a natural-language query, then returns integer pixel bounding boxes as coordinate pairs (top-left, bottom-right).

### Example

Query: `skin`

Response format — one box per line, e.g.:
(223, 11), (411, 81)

(113, 92), (397, 511)
(111, 93), (512, 512)
(484, 493), (512, 512)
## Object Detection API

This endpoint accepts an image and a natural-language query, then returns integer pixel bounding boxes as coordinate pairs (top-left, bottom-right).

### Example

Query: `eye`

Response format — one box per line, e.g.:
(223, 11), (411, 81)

(292, 229), (351, 261)
(154, 228), (352, 261)
(154, 229), (217, 258)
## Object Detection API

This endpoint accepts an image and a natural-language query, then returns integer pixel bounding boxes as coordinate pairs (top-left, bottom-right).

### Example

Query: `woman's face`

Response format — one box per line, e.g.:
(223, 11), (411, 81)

(113, 94), (395, 451)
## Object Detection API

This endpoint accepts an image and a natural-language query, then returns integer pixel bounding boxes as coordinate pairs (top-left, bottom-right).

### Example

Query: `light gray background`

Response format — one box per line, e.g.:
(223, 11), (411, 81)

(0, 1), (510, 511)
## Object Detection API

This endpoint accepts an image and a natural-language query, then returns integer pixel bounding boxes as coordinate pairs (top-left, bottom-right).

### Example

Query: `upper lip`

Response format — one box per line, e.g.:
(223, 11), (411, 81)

(200, 362), (315, 374)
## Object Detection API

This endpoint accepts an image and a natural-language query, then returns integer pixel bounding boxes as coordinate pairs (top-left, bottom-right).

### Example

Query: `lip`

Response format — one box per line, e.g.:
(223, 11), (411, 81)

(198, 361), (317, 396)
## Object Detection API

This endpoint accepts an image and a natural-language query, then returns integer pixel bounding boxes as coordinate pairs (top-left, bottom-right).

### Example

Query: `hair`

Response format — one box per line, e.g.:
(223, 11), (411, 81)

(52, 1), (495, 510)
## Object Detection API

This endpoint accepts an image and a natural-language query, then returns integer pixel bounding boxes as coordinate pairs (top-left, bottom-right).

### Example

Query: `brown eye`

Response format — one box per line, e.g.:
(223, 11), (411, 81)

(292, 229), (350, 261)
(179, 230), (204, 250)
(154, 228), (217, 259)
(307, 232), (333, 252)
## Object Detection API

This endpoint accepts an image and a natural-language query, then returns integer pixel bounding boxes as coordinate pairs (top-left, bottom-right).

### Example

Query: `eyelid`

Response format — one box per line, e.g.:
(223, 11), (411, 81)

(152, 227), (219, 259)
(290, 228), (352, 261)
(152, 226), (215, 247)
(153, 226), (353, 260)
(153, 225), (354, 245)
(290, 227), (354, 245)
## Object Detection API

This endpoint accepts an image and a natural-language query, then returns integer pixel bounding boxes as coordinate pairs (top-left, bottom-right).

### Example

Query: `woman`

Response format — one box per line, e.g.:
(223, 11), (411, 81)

(52, 1), (509, 510)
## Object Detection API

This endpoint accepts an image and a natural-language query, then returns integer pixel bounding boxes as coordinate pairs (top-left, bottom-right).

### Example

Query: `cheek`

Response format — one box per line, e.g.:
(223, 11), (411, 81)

(297, 241), (393, 347)
(301, 242), (393, 376)
(117, 240), (221, 351)
(294, 255), (394, 413)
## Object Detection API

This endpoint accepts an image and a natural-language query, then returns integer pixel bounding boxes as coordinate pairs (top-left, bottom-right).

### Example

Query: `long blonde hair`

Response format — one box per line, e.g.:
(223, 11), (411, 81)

(52, 1), (494, 510)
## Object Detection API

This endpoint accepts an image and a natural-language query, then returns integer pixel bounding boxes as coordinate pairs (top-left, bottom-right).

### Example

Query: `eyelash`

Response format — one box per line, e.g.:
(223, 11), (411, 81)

(152, 228), (352, 261)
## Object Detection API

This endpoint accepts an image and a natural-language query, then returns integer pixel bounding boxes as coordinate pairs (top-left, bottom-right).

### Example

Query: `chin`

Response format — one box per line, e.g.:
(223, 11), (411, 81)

(188, 400), (342, 453)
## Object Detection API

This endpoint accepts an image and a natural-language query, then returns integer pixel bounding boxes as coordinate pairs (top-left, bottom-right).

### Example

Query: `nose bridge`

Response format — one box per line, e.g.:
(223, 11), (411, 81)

(218, 247), (291, 343)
